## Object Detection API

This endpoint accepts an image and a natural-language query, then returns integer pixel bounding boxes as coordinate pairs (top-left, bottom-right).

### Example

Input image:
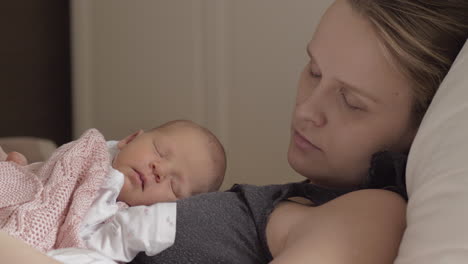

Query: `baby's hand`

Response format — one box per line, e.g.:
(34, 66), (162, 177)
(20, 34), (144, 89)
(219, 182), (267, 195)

(0, 146), (7, 161)
(6, 151), (28, 166)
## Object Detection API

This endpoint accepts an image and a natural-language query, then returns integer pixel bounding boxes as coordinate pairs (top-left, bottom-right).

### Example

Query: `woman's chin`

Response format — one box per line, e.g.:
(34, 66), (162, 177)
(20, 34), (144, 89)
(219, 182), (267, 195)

(288, 146), (314, 178)
(288, 146), (336, 187)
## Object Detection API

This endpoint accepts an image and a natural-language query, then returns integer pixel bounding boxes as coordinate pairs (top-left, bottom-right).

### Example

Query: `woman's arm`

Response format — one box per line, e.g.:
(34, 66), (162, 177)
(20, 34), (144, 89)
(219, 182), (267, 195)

(0, 231), (61, 264)
(270, 189), (406, 264)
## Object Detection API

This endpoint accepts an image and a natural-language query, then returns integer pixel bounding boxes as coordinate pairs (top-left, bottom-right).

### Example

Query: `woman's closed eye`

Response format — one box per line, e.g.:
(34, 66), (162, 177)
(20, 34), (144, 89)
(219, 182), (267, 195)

(307, 61), (365, 111)
(339, 88), (364, 111)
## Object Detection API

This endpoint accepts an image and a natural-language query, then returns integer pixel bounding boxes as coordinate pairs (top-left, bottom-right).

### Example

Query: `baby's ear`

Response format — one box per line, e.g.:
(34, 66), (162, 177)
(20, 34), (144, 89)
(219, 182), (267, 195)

(117, 129), (144, 149)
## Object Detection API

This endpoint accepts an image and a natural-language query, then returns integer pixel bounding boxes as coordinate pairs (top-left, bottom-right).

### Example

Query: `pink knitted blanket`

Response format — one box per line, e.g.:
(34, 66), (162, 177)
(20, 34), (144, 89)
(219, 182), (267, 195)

(0, 129), (110, 252)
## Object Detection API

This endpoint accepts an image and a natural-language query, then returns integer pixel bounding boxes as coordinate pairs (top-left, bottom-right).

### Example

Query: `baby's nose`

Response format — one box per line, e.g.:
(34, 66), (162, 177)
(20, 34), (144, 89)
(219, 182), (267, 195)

(150, 161), (167, 182)
(154, 173), (163, 183)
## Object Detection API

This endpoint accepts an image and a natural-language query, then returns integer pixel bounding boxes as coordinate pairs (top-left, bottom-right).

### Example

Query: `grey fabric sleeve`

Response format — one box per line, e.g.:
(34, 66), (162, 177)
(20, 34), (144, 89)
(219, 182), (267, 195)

(130, 190), (270, 264)
(129, 182), (349, 264)
(129, 164), (407, 264)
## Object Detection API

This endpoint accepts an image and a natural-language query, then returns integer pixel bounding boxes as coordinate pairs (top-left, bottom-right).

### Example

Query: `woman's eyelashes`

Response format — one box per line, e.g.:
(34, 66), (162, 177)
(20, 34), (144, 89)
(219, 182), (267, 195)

(308, 66), (364, 111)
(339, 88), (363, 111)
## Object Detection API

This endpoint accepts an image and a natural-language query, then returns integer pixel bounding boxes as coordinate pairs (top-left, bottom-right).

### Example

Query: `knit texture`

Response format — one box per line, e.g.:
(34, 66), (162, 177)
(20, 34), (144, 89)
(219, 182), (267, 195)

(0, 129), (110, 252)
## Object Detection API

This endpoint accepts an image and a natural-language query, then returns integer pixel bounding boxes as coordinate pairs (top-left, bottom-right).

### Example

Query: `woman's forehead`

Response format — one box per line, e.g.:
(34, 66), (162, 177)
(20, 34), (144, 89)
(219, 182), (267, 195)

(309, 0), (412, 106)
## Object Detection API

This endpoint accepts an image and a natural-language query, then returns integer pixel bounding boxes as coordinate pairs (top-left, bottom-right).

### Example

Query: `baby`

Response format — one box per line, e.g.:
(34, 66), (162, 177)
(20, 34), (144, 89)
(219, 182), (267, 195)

(1, 119), (226, 263)
(2, 120), (226, 203)
(111, 119), (226, 205)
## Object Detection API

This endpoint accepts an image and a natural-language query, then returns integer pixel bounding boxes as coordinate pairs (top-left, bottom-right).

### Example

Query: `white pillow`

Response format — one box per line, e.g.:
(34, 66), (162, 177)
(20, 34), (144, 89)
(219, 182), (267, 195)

(396, 39), (468, 263)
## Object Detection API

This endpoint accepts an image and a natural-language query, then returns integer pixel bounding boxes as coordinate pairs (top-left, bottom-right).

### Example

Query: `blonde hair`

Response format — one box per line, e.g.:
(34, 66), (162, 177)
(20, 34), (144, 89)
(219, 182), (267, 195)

(347, 0), (468, 122)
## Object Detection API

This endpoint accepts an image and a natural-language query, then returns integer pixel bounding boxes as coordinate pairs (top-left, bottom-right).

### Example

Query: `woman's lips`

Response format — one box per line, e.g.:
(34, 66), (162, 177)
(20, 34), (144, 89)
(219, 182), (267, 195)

(293, 130), (322, 151)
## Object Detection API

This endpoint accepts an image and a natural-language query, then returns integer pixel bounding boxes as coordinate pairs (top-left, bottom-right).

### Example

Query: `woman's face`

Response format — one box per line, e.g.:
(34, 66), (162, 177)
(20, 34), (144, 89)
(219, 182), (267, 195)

(288, 0), (417, 188)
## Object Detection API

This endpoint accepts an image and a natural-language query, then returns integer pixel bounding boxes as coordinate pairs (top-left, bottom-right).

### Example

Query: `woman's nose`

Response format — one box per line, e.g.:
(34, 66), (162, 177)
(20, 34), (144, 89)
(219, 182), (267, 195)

(295, 88), (327, 127)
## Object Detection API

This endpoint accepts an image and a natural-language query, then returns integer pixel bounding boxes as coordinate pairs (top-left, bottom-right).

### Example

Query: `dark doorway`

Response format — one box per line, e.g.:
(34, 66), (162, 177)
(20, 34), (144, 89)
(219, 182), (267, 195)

(0, 1), (72, 146)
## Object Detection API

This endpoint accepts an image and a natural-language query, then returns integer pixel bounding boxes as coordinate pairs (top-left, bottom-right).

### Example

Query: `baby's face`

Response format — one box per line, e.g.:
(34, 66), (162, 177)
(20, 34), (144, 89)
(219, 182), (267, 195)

(113, 125), (217, 206)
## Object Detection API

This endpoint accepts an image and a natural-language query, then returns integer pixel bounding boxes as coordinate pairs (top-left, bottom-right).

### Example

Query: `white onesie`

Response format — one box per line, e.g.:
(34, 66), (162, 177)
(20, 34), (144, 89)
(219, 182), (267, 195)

(76, 141), (177, 263)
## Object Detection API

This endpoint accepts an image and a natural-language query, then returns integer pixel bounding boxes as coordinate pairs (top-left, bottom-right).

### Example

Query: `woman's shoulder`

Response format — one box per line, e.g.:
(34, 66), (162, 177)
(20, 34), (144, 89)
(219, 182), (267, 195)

(271, 188), (406, 264)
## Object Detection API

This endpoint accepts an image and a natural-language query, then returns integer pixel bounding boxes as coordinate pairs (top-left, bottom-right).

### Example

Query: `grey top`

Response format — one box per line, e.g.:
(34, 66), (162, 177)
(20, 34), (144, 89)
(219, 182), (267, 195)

(130, 151), (407, 264)
(130, 182), (351, 264)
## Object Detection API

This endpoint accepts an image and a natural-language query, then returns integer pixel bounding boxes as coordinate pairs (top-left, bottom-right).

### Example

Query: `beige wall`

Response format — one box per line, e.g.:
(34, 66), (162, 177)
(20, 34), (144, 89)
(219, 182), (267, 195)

(72, 0), (333, 189)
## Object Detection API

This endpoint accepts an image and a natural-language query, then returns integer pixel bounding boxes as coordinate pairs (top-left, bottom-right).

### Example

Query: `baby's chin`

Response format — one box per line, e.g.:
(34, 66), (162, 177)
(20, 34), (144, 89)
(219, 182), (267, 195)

(110, 157), (118, 169)
(116, 193), (130, 206)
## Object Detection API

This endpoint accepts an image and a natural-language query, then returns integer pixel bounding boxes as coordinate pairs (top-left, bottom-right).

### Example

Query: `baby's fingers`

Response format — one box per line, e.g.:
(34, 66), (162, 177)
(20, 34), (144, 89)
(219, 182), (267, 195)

(6, 152), (28, 166)
(0, 146), (7, 161)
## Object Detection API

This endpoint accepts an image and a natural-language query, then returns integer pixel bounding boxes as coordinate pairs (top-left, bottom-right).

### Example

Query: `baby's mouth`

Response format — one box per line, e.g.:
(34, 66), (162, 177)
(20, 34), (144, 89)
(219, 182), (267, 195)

(134, 169), (145, 190)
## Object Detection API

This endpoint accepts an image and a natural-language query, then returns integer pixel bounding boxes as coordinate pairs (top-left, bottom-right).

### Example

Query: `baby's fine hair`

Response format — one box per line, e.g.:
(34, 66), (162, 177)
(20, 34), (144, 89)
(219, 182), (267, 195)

(152, 120), (227, 191)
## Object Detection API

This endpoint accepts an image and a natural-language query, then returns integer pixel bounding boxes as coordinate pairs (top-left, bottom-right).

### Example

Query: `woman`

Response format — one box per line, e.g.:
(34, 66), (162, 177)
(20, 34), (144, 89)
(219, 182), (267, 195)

(130, 1), (467, 263)
(1, 0), (467, 263)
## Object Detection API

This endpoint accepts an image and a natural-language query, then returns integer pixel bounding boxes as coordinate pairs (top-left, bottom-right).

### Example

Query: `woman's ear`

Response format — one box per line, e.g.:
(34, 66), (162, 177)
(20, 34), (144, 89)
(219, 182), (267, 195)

(117, 129), (144, 149)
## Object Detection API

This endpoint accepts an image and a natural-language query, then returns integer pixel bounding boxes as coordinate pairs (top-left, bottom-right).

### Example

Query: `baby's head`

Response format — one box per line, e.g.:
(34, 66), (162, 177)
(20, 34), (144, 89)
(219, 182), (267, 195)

(113, 120), (226, 206)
